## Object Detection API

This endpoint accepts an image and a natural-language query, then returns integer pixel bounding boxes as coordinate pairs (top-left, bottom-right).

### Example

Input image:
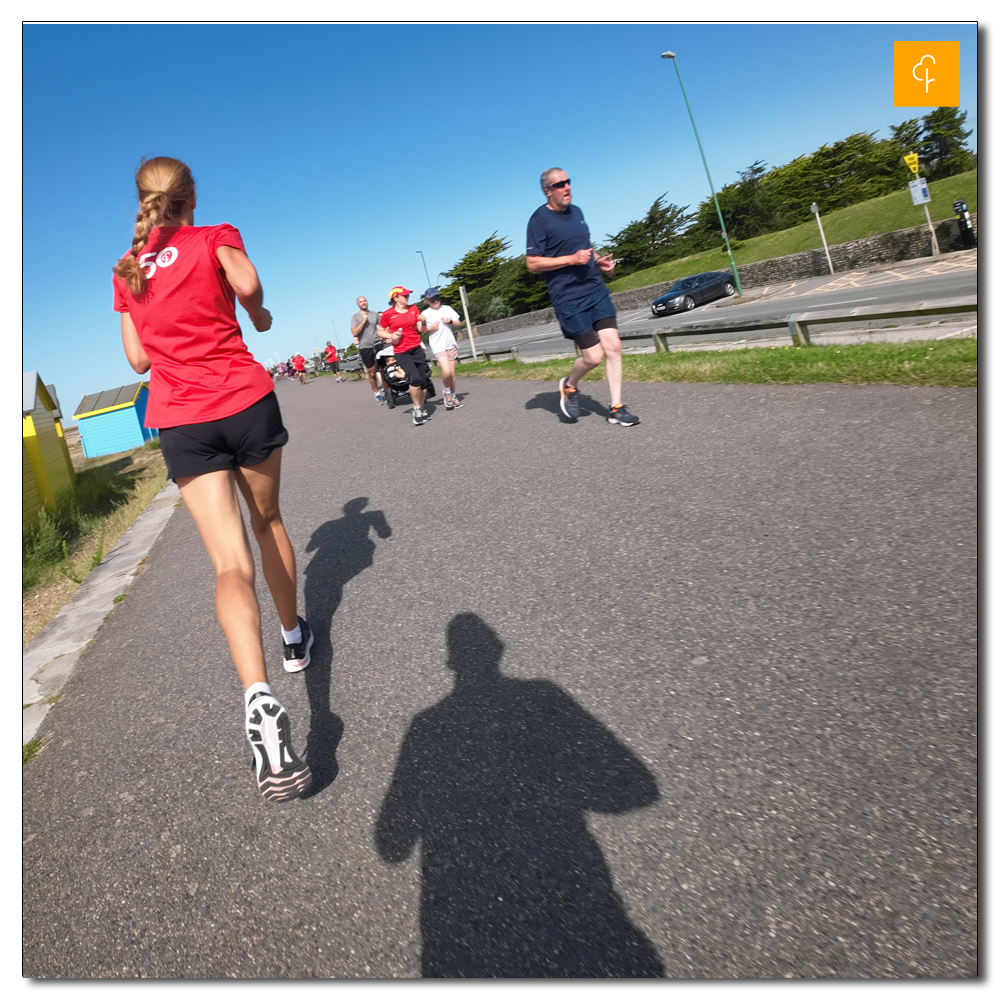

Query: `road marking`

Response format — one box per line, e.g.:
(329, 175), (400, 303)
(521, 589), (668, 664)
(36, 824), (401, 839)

(811, 297), (879, 307)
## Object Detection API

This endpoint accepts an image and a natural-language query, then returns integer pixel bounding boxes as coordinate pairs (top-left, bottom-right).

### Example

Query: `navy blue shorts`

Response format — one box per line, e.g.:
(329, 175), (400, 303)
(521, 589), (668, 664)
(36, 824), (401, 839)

(554, 285), (618, 347)
(159, 391), (288, 482)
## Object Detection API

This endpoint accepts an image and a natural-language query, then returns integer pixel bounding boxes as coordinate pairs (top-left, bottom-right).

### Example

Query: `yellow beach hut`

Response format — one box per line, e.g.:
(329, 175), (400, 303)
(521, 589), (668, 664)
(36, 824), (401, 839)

(23, 372), (75, 531)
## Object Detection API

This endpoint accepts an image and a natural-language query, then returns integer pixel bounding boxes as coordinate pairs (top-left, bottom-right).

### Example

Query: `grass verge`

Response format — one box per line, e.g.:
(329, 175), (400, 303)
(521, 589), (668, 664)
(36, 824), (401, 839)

(23, 435), (168, 647)
(23, 734), (50, 766)
(607, 170), (978, 293)
(449, 337), (976, 388)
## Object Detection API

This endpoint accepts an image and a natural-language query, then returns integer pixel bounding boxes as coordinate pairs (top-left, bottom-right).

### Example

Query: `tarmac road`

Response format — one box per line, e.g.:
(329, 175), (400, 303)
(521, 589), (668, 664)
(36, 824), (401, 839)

(23, 374), (977, 979)
(466, 251), (978, 358)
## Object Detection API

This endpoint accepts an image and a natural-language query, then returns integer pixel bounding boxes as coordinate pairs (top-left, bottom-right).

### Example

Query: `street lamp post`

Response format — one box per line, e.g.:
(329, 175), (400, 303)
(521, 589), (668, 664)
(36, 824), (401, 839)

(416, 251), (432, 291)
(661, 51), (743, 297)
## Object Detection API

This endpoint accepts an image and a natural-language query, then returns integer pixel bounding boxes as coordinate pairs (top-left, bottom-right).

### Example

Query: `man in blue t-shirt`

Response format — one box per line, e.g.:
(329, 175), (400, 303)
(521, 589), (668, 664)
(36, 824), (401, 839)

(526, 168), (639, 427)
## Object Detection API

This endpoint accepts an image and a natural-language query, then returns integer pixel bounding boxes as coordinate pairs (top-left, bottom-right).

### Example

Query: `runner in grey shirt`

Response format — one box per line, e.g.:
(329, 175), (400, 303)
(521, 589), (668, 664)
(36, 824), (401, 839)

(351, 295), (384, 402)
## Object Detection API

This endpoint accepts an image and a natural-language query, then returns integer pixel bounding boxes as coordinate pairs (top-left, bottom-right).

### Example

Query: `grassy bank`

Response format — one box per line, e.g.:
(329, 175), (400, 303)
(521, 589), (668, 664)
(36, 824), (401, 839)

(447, 337), (976, 389)
(607, 170), (978, 293)
(23, 434), (168, 647)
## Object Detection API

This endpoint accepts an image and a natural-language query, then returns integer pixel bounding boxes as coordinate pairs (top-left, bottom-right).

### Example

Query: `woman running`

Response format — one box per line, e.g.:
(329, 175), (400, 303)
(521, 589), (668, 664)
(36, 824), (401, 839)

(112, 156), (313, 803)
(377, 286), (433, 426)
(420, 286), (463, 409)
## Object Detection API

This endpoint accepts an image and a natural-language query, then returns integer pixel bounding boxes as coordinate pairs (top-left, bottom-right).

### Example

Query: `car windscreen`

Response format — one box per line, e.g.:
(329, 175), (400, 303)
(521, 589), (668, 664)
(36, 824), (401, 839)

(672, 278), (694, 290)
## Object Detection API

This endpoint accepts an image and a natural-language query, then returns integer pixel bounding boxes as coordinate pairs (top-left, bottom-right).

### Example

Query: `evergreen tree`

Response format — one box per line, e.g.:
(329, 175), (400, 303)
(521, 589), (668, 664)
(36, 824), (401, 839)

(440, 232), (511, 302)
(689, 161), (788, 242)
(602, 194), (694, 278)
(919, 107), (974, 179)
(890, 117), (923, 157)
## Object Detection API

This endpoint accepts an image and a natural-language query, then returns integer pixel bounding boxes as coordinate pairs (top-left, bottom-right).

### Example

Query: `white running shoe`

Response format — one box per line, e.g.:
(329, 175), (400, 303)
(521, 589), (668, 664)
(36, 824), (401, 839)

(245, 695), (312, 802)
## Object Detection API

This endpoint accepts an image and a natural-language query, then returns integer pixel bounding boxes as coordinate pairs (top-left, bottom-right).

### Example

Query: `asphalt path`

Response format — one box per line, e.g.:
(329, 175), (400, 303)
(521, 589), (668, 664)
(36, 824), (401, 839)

(466, 255), (977, 358)
(23, 374), (977, 978)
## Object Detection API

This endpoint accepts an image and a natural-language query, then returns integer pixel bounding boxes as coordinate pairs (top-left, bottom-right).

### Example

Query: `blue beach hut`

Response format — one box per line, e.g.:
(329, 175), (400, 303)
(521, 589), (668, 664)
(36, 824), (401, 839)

(72, 382), (158, 459)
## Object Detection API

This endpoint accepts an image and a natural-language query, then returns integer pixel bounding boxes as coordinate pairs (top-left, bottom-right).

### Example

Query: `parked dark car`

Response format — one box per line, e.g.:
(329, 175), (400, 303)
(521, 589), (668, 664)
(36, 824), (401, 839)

(338, 354), (364, 373)
(650, 271), (737, 316)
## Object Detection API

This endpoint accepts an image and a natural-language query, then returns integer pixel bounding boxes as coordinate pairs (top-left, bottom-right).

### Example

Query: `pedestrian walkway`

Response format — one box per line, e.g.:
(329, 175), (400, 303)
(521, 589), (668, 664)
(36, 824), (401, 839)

(23, 376), (977, 978)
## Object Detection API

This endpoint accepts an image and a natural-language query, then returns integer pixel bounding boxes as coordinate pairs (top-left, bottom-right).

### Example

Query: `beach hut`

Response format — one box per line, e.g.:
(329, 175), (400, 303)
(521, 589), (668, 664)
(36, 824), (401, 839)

(23, 372), (75, 531)
(72, 382), (158, 459)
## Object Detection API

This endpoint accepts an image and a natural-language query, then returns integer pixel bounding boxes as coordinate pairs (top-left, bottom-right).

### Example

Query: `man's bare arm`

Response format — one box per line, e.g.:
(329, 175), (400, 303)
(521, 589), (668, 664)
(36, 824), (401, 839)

(525, 247), (594, 273)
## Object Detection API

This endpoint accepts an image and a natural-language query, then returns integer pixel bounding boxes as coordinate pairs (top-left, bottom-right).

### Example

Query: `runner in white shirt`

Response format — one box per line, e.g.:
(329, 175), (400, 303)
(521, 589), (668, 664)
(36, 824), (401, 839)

(421, 287), (463, 409)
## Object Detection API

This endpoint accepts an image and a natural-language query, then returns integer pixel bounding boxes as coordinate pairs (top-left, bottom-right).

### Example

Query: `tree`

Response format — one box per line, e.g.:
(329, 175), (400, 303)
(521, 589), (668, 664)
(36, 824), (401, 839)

(890, 117), (923, 157)
(439, 233), (511, 304)
(602, 194), (695, 278)
(919, 107), (974, 180)
(487, 256), (551, 315)
(688, 161), (789, 242)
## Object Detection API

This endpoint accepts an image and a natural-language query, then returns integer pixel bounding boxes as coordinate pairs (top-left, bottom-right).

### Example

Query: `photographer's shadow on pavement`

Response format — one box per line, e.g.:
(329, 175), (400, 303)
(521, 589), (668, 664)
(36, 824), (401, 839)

(376, 614), (664, 978)
(525, 387), (602, 422)
(301, 497), (391, 796)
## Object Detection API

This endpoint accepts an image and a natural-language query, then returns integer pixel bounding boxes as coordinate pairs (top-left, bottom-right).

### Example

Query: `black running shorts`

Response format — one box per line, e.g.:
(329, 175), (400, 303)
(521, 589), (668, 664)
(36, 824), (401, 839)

(359, 347), (378, 370)
(393, 346), (431, 387)
(159, 391), (289, 481)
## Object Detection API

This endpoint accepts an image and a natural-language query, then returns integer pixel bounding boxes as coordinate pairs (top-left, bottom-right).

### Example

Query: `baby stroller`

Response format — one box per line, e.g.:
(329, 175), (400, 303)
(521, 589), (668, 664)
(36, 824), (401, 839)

(375, 345), (436, 410)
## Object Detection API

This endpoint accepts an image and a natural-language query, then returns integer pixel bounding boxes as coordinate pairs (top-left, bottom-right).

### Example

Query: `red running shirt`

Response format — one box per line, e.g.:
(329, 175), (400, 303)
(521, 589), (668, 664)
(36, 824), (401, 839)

(113, 224), (275, 428)
(379, 305), (423, 353)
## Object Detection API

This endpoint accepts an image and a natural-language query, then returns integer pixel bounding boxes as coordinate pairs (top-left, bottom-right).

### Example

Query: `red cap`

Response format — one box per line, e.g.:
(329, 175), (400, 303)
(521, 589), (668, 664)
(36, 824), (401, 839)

(389, 286), (412, 299)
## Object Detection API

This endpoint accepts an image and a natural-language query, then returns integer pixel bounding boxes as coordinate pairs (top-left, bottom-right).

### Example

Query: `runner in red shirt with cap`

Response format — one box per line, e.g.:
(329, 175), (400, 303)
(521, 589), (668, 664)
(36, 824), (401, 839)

(377, 286), (433, 425)
(113, 156), (313, 803)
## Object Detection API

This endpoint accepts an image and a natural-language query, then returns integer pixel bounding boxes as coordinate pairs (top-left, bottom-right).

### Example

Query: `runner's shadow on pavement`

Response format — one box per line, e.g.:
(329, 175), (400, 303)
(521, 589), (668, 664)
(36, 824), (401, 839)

(300, 497), (391, 796)
(376, 613), (664, 978)
(525, 389), (603, 422)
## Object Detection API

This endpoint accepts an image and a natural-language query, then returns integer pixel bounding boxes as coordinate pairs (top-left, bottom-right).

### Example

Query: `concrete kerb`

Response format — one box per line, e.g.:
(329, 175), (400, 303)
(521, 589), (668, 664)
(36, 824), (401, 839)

(480, 316), (977, 363)
(23, 479), (181, 744)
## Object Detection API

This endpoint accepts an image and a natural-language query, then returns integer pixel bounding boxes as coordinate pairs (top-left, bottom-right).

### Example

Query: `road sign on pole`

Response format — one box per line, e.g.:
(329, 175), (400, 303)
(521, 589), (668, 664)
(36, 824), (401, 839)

(903, 152), (920, 175)
(458, 285), (479, 363)
(810, 202), (835, 275)
(908, 177), (931, 205)
(908, 178), (940, 256)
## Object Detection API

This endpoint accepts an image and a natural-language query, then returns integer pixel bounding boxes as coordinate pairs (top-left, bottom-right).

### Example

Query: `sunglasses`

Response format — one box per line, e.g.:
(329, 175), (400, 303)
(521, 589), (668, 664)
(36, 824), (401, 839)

(546, 178), (571, 190)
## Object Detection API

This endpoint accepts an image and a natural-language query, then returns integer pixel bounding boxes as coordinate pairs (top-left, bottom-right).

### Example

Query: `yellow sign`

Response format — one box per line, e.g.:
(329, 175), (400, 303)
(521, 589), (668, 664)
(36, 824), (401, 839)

(894, 41), (960, 107)
(903, 153), (920, 174)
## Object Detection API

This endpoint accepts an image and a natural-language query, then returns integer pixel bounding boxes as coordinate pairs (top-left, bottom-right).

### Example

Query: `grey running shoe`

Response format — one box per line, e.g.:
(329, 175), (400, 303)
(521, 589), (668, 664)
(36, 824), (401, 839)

(607, 404), (640, 427)
(375, 391), (385, 404)
(413, 407), (427, 425)
(444, 394), (455, 409)
(246, 695), (312, 802)
(282, 616), (313, 672)
(558, 377), (580, 420)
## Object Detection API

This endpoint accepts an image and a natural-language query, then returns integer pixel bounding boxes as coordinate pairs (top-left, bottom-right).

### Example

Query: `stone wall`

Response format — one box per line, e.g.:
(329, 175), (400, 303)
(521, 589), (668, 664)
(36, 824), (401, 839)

(469, 213), (977, 338)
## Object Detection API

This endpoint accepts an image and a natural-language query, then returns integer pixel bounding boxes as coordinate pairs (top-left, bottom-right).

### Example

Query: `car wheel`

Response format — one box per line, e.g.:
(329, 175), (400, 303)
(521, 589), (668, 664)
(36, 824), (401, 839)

(683, 296), (695, 311)
(723, 281), (736, 296)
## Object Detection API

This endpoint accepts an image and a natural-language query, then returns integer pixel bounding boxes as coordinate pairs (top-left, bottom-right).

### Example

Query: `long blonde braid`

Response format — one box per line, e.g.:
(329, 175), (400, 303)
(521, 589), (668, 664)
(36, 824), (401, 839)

(113, 157), (195, 297)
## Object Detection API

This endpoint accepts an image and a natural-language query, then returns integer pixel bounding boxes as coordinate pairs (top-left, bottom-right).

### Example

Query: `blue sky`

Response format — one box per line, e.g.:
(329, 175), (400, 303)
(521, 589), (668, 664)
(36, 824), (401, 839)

(22, 21), (978, 422)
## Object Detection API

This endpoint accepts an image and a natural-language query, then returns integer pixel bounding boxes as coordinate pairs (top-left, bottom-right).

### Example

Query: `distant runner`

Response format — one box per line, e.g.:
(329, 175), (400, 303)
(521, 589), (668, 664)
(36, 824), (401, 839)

(526, 168), (638, 427)
(291, 353), (307, 385)
(324, 340), (345, 382)
(377, 286), (432, 426)
(351, 295), (384, 403)
(421, 287), (463, 409)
